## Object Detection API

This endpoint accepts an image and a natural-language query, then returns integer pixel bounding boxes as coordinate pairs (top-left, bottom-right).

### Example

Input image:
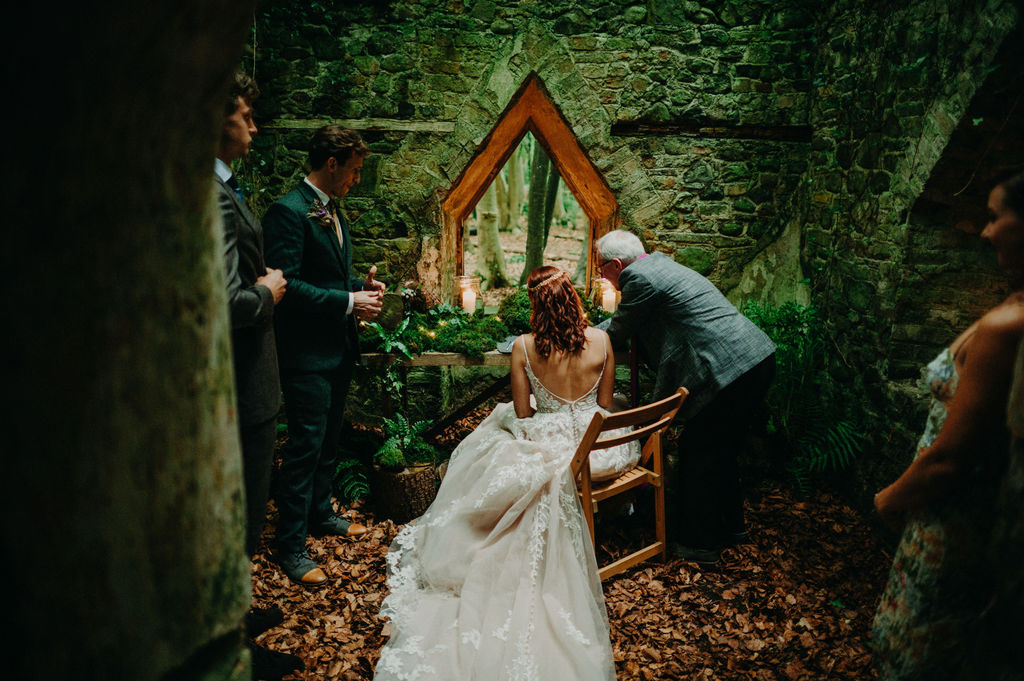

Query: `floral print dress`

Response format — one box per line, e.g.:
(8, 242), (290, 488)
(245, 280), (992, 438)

(872, 347), (1006, 679)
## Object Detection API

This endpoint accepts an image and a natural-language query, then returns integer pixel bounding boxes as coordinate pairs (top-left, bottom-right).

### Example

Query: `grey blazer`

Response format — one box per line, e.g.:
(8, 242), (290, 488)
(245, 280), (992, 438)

(603, 252), (775, 417)
(216, 174), (281, 426)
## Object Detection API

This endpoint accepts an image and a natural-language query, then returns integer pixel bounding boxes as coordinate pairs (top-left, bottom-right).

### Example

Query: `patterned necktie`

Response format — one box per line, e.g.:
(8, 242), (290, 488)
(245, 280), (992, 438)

(329, 199), (344, 249)
(226, 174), (245, 202)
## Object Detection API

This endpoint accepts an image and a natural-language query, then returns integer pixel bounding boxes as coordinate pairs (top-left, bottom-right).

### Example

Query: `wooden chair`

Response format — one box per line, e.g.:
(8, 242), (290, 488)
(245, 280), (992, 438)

(569, 387), (688, 581)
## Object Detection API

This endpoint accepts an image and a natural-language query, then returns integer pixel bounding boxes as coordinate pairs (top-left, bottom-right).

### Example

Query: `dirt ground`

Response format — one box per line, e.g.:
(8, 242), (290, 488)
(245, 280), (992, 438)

(250, 408), (891, 681)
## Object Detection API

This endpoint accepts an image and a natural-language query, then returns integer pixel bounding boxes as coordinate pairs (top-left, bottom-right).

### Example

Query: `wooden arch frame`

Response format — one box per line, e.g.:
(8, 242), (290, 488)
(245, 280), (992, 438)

(440, 72), (619, 301)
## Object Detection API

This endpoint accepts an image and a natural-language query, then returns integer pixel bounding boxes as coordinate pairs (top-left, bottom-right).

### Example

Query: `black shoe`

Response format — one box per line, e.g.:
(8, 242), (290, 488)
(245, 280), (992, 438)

(668, 541), (721, 566)
(248, 641), (303, 681)
(245, 605), (284, 637)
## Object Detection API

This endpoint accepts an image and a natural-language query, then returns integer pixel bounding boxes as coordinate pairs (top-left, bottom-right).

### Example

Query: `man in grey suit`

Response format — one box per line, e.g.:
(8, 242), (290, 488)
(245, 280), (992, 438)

(596, 230), (776, 565)
(216, 70), (302, 679)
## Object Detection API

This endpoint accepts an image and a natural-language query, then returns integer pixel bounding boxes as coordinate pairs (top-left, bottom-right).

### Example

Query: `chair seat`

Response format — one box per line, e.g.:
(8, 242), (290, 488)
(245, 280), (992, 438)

(583, 466), (660, 512)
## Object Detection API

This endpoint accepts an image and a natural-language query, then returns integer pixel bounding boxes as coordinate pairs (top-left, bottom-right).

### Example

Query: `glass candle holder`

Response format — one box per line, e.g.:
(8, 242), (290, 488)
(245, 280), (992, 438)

(456, 275), (482, 315)
(593, 276), (618, 313)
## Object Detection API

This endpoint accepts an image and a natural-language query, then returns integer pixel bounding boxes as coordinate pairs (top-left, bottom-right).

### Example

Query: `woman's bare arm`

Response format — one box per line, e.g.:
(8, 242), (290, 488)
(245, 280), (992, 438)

(511, 335), (534, 418)
(875, 303), (1024, 527)
(597, 330), (616, 410)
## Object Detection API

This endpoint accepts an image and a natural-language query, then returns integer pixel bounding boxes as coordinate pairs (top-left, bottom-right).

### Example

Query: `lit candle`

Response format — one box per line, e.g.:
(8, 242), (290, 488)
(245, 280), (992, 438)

(601, 288), (616, 313)
(461, 287), (477, 314)
(601, 282), (617, 313)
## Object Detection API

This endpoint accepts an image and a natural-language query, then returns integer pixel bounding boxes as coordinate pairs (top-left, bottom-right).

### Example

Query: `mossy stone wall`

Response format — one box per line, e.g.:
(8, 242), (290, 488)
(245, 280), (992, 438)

(244, 0), (1021, 498)
(244, 0), (816, 301)
(799, 0), (1020, 495)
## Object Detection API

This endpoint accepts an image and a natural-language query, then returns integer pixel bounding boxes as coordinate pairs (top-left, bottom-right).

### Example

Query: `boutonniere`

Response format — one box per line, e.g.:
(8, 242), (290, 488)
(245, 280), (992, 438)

(306, 198), (335, 229)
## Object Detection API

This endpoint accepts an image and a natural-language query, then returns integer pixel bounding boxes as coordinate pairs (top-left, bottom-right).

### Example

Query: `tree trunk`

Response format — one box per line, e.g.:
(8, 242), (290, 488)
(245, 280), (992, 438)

(542, 166), (560, 247)
(552, 179), (564, 225)
(572, 237), (590, 285)
(495, 171), (510, 232)
(521, 140), (550, 284)
(506, 141), (524, 233)
(476, 181), (510, 288)
(5, 5), (254, 680)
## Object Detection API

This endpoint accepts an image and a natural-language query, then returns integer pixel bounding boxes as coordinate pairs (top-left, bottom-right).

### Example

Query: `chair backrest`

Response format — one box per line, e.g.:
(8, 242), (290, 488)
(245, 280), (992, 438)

(569, 387), (689, 480)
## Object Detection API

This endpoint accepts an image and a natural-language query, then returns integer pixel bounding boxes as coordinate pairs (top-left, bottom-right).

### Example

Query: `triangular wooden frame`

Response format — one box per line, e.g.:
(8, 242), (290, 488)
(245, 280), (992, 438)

(440, 72), (619, 300)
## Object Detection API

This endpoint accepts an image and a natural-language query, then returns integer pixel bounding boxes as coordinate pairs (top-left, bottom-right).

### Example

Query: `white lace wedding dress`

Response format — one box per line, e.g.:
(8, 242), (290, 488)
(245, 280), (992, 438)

(374, 335), (638, 681)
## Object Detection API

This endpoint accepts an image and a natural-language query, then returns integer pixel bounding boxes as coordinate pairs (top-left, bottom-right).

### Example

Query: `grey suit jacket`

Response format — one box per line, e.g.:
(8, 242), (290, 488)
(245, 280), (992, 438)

(604, 252), (775, 417)
(216, 175), (281, 426)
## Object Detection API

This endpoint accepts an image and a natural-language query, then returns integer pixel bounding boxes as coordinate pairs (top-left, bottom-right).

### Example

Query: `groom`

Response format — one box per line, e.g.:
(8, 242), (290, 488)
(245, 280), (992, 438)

(263, 125), (384, 585)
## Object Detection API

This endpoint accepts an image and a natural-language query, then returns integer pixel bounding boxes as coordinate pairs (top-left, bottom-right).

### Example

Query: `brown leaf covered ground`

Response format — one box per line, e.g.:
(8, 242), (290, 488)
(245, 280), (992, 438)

(251, 434), (891, 681)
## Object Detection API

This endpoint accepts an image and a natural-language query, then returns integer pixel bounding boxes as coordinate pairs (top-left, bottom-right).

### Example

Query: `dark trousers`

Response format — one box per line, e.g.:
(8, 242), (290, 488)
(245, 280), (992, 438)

(672, 354), (775, 549)
(240, 416), (277, 557)
(275, 364), (354, 554)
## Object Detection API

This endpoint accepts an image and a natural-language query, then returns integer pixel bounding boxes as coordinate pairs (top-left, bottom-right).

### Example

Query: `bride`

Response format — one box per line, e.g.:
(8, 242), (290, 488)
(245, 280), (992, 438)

(374, 265), (638, 681)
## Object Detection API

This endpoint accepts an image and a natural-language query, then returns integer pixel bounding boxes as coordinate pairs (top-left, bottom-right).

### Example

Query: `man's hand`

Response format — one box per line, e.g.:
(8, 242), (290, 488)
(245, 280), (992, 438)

(352, 290), (383, 321)
(256, 267), (287, 305)
(365, 265), (386, 294)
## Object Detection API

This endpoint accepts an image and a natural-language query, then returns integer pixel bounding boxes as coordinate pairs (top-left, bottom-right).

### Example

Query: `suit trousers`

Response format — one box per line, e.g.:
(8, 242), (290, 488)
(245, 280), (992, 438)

(276, 364), (354, 554)
(240, 416), (277, 557)
(671, 353), (776, 549)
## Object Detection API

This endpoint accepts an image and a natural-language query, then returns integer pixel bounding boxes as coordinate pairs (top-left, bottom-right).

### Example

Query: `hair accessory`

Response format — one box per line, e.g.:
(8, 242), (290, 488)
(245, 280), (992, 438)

(528, 270), (567, 291)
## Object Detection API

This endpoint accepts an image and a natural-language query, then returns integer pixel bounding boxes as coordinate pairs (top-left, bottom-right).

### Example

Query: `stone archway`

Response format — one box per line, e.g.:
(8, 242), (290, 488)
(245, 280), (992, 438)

(439, 72), (619, 301)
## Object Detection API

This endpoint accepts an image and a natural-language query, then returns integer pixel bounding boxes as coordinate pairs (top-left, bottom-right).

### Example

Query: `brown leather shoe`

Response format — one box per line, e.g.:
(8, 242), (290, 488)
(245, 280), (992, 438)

(279, 551), (328, 586)
(345, 522), (369, 538)
(311, 514), (369, 539)
(296, 566), (327, 586)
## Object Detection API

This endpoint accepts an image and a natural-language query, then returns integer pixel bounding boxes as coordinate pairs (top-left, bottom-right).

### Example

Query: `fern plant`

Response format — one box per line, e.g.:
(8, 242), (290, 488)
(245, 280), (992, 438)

(741, 300), (862, 494)
(373, 413), (443, 472)
(334, 458), (370, 504)
(363, 318), (414, 402)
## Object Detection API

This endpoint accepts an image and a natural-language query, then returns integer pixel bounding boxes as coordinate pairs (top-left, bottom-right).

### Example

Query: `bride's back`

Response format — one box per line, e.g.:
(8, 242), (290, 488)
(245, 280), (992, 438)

(523, 326), (607, 402)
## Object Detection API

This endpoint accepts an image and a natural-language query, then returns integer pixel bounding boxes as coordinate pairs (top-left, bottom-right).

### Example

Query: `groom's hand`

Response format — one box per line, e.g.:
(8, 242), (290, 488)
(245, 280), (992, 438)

(365, 265), (386, 293)
(352, 290), (382, 321)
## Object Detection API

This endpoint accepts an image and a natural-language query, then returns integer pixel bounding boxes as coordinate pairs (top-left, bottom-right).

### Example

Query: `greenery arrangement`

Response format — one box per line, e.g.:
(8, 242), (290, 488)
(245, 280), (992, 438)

(741, 300), (862, 494)
(372, 413), (444, 472)
(360, 285), (612, 357)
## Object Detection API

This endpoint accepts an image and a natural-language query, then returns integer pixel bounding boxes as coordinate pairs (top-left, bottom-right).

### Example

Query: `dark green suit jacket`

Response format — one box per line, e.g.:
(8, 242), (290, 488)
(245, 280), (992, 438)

(263, 181), (364, 372)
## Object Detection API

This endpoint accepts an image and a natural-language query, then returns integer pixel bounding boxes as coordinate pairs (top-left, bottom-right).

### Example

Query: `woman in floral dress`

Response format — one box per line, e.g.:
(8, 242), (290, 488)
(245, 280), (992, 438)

(873, 170), (1024, 679)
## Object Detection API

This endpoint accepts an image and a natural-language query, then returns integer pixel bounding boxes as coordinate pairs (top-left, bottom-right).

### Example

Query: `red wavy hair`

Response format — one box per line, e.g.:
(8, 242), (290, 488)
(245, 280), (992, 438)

(527, 265), (588, 358)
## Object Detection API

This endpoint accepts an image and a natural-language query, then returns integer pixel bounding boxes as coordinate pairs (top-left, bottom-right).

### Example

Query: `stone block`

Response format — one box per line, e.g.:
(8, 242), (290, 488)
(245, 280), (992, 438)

(674, 245), (717, 275)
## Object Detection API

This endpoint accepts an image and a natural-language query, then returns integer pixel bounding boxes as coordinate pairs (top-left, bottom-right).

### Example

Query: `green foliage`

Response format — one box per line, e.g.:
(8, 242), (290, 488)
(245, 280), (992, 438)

(373, 413), (443, 472)
(363, 318), (413, 401)
(334, 458), (370, 504)
(431, 314), (509, 357)
(495, 285), (611, 334)
(497, 288), (532, 334)
(581, 289), (613, 326)
(742, 300), (862, 494)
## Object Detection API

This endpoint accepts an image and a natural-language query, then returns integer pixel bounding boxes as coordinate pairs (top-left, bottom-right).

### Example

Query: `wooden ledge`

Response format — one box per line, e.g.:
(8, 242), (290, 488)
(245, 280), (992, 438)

(361, 350), (628, 367)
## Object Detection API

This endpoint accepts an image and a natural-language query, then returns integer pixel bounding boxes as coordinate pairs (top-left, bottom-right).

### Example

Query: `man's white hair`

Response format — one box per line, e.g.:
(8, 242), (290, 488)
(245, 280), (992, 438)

(595, 230), (647, 266)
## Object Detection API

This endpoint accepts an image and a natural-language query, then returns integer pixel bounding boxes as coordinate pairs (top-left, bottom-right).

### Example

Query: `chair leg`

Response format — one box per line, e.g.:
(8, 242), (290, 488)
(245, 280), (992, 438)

(654, 451), (667, 562)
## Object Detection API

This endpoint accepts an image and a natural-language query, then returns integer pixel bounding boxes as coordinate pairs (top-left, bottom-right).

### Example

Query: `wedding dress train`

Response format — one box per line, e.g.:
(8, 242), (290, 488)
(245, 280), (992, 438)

(375, 336), (637, 681)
